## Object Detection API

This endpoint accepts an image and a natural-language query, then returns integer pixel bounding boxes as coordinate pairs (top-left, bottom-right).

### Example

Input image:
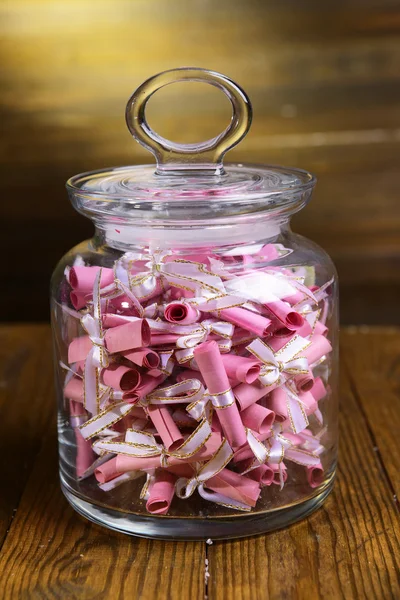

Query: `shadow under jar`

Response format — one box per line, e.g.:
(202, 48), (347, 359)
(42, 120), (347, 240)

(51, 67), (339, 540)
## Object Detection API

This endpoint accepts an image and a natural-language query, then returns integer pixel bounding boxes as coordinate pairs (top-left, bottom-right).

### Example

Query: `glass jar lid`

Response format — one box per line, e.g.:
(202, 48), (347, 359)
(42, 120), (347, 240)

(67, 67), (315, 224)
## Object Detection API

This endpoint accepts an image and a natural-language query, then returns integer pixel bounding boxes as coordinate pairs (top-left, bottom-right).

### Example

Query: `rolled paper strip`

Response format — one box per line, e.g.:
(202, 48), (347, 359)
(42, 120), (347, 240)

(314, 321), (328, 337)
(146, 470), (176, 515)
(303, 334), (332, 366)
(194, 341), (247, 449)
(68, 336), (93, 363)
(237, 460), (274, 486)
(78, 452), (112, 481)
(312, 377), (327, 402)
(107, 294), (141, 317)
(205, 469), (261, 507)
(123, 375), (165, 403)
(64, 377), (84, 402)
(231, 328), (258, 348)
(70, 291), (88, 310)
(307, 463), (324, 488)
(101, 364), (141, 392)
(123, 348), (160, 370)
(220, 355), (261, 384)
(94, 457), (124, 484)
(150, 334), (181, 346)
(147, 405), (184, 451)
(115, 431), (222, 473)
(293, 368), (314, 392)
(164, 301), (200, 325)
(69, 266), (115, 293)
(212, 307), (271, 337)
(240, 404), (275, 435)
(75, 429), (95, 478)
(249, 464), (274, 486)
(233, 382), (268, 411)
(104, 320), (151, 353)
(265, 300), (304, 331)
(102, 314), (142, 328)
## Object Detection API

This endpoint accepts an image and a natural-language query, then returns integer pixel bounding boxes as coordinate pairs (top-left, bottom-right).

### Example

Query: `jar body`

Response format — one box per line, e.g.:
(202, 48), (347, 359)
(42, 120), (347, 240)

(51, 222), (338, 539)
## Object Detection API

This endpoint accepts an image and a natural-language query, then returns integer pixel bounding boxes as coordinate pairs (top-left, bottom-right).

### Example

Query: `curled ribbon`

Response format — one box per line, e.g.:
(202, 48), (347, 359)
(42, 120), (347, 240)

(81, 269), (109, 415)
(93, 419), (212, 466)
(175, 319), (234, 362)
(93, 428), (166, 461)
(175, 438), (233, 498)
(175, 439), (252, 511)
(120, 251), (226, 300)
(186, 386), (236, 420)
(144, 379), (205, 406)
(281, 384), (310, 434)
(246, 335), (310, 387)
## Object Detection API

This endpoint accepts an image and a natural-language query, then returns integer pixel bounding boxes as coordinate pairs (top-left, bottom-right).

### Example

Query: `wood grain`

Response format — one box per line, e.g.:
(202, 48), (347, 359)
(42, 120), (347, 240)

(341, 327), (400, 498)
(1, 0), (400, 323)
(0, 435), (205, 599)
(0, 325), (54, 547)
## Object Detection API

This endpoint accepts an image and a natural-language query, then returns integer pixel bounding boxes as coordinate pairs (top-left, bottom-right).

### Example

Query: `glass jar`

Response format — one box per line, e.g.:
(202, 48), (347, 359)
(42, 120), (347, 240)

(51, 68), (338, 540)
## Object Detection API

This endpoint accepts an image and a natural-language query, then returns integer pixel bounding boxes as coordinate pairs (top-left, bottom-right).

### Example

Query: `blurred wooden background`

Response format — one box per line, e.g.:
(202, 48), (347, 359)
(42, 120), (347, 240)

(1, 0), (399, 323)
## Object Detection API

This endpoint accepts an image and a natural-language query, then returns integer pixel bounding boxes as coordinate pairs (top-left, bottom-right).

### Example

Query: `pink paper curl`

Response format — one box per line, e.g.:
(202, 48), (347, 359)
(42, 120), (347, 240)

(148, 405), (184, 451)
(146, 471), (177, 515)
(69, 266), (114, 293)
(307, 463), (324, 488)
(220, 354), (261, 384)
(164, 301), (199, 325)
(104, 320), (151, 353)
(213, 307), (271, 337)
(101, 364), (141, 392)
(95, 457), (124, 484)
(240, 403), (275, 435)
(205, 469), (261, 507)
(194, 341), (247, 449)
(265, 300), (304, 331)
(123, 348), (160, 370)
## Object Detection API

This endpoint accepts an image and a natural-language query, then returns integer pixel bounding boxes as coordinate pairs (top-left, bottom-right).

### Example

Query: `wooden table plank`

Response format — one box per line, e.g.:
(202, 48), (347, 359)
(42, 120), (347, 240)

(0, 325), (399, 599)
(0, 434), (205, 599)
(341, 327), (400, 499)
(0, 325), (54, 547)
(207, 329), (400, 600)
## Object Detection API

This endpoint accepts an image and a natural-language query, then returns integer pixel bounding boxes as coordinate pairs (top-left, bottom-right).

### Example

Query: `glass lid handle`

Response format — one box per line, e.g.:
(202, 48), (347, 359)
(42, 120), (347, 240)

(125, 67), (252, 175)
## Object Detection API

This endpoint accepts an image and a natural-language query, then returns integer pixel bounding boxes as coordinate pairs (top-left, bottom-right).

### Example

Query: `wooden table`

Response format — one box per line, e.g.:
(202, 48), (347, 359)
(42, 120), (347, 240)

(0, 325), (399, 599)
